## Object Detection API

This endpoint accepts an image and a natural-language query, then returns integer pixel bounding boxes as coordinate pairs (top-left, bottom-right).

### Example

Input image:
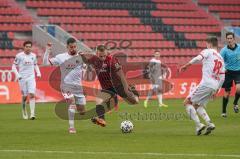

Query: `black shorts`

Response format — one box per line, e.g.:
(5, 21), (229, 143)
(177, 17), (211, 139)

(222, 70), (240, 91)
(103, 85), (128, 98)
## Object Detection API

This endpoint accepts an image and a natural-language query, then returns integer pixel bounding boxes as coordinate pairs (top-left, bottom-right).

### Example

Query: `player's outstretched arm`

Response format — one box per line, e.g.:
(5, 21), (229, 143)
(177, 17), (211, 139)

(43, 43), (52, 66)
(179, 54), (203, 73)
(78, 52), (95, 64)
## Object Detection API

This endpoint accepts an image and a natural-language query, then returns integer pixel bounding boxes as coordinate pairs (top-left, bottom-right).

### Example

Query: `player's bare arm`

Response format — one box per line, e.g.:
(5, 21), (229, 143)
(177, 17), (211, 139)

(43, 43), (53, 66)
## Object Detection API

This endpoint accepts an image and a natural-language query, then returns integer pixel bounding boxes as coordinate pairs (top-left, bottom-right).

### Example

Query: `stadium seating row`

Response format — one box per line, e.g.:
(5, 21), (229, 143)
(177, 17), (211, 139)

(198, 0), (240, 5)
(73, 32), (164, 40)
(162, 18), (220, 26)
(26, 1), (84, 9)
(208, 5), (240, 12)
(37, 9), (130, 17)
(49, 17), (141, 25)
(174, 26), (221, 33)
(0, 0), (10, 7)
(152, 0), (189, 4)
(73, 32), (206, 41)
(84, 2), (156, 10)
(84, 40), (176, 49)
(0, 16), (33, 23)
(218, 12), (240, 20)
(128, 48), (201, 56)
(0, 8), (22, 15)
(151, 10), (208, 18)
(156, 3), (198, 11)
(0, 24), (32, 31)
(61, 24), (153, 32)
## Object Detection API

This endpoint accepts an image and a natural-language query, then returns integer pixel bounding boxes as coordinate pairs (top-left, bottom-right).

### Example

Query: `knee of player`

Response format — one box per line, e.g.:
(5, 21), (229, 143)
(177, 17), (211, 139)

(183, 98), (191, 106)
(76, 105), (85, 115)
(66, 97), (75, 105)
(29, 94), (35, 99)
(134, 96), (139, 104)
(22, 96), (27, 101)
(129, 96), (139, 105)
(236, 88), (240, 94)
(224, 91), (230, 98)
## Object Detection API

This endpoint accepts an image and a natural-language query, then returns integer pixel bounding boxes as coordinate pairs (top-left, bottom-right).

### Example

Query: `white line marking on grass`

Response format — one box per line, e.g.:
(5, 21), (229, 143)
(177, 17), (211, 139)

(0, 149), (240, 158)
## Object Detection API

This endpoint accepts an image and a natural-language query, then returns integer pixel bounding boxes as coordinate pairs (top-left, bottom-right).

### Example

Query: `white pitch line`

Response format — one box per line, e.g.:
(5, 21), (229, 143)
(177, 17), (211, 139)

(0, 149), (240, 158)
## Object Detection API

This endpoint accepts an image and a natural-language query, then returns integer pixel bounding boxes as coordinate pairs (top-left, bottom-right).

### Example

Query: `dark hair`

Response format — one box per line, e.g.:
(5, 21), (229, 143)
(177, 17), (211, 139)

(66, 37), (76, 45)
(23, 40), (32, 47)
(96, 44), (106, 52)
(226, 32), (235, 38)
(206, 36), (218, 47)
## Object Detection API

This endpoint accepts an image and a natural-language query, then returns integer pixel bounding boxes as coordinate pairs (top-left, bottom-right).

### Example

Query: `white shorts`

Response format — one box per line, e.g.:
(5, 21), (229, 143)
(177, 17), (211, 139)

(151, 79), (163, 91)
(61, 83), (86, 105)
(18, 78), (36, 96)
(187, 85), (216, 106)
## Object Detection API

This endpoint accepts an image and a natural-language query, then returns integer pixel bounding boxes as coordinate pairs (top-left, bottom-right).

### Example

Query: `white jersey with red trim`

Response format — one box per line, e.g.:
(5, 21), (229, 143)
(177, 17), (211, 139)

(14, 52), (37, 79)
(49, 53), (84, 86)
(199, 49), (225, 90)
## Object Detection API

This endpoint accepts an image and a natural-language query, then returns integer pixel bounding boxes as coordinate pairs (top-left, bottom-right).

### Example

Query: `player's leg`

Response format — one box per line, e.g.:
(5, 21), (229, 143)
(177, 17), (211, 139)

(27, 79), (36, 120)
(113, 95), (119, 111)
(233, 75), (240, 113)
(22, 96), (28, 119)
(19, 79), (28, 119)
(222, 73), (232, 117)
(192, 86), (216, 135)
(144, 85), (154, 108)
(184, 98), (205, 136)
(92, 90), (115, 127)
(75, 96), (86, 116)
(157, 81), (168, 108)
(65, 95), (77, 134)
(196, 105), (215, 135)
(117, 85), (139, 105)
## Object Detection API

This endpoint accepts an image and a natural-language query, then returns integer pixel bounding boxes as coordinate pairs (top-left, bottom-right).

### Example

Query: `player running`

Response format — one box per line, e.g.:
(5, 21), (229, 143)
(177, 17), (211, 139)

(179, 36), (225, 136)
(12, 41), (41, 120)
(43, 38), (86, 134)
(79, 44), (139, 127)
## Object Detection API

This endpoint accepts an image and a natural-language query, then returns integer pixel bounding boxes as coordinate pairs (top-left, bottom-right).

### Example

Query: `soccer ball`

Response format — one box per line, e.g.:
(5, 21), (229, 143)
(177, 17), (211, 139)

(120, 120), (134, 133)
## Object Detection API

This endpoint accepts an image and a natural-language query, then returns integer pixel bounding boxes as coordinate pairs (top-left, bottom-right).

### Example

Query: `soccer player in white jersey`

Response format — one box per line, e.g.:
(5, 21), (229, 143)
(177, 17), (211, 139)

(43, 38), (86, 134)
(144, 51), (168, 108)
(12, 41), (41, 120)
(179, 37), (225, 136)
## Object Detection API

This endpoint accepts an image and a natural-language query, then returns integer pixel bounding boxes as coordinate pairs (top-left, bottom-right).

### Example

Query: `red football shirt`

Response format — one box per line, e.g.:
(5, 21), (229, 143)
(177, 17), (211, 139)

(87, 54), (122, 89)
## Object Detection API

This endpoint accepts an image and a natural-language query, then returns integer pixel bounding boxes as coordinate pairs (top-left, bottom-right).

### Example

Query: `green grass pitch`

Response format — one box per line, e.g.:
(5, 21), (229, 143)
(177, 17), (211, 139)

(0, 98), (239, 159)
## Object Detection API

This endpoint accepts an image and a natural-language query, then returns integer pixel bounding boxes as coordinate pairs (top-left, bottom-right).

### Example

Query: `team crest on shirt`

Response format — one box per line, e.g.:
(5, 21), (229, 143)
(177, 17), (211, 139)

(99, 63), (107, 72)
(102, 63), (107, 68)
(115, 63), (120, 69)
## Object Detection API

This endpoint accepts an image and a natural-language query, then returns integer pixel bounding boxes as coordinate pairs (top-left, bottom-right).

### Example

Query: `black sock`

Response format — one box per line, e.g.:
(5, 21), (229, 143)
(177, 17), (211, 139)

(96, 105), (105, 119)
(222, 97), (229, 113)
(233, 92), (240, 105)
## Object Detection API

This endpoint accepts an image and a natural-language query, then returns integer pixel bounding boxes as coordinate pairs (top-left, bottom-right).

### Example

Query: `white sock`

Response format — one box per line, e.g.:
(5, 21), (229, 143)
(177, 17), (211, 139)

(186, 104), (201, 126)
(29, 98), (35, 117)
(68, 105), (76, 129)
(157, 94), (163, 104)
(197, 106), (211, 125)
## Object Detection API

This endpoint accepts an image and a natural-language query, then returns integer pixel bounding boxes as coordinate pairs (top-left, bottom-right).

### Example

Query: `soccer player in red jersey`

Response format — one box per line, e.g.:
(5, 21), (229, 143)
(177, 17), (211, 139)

(79, 44), (139, 127)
